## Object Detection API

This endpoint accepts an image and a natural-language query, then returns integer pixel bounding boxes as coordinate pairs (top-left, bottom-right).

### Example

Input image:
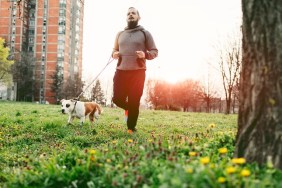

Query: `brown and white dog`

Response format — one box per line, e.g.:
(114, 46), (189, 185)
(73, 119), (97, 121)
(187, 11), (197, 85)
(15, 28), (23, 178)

(60, 99), (102, 126)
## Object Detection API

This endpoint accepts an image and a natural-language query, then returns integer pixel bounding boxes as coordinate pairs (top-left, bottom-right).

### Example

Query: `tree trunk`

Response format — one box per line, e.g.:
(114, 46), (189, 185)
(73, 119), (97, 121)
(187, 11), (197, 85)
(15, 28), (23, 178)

(234, 0), (282, 169)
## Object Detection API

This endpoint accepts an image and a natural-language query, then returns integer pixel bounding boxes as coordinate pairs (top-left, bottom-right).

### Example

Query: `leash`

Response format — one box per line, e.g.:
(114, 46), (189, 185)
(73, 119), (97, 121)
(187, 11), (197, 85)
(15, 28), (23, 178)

(71, 99), (78, 114)
(75, 55), (115, 101)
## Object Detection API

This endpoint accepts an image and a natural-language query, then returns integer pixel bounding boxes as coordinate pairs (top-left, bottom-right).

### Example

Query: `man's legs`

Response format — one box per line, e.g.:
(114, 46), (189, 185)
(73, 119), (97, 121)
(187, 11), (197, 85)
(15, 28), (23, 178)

(112, 70), (128, 110)
(127, 70), (145, 131)
(112, 69), (145, 131)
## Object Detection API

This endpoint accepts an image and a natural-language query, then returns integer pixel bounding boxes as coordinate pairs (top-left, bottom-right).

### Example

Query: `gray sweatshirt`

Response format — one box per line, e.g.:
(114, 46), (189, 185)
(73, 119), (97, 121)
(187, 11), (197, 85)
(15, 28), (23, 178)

(112, 25), (158, 70)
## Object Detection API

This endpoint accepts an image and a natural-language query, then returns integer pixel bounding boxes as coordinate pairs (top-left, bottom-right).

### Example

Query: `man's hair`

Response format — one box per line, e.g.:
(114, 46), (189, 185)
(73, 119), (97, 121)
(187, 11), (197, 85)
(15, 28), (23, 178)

(128, 7), (140, 17)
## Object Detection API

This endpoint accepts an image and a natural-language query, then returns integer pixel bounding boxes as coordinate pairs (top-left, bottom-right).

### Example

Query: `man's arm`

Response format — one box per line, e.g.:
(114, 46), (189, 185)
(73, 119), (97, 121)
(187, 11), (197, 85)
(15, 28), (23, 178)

(144, 31), (158, 60)
(112, 31), (123, 59)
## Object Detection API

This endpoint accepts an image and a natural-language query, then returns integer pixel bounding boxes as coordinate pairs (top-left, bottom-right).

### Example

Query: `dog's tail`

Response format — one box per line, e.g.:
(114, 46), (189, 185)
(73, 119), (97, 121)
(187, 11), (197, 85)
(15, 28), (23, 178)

(94, 104), (102, 119)
(97, 104), (102, 114)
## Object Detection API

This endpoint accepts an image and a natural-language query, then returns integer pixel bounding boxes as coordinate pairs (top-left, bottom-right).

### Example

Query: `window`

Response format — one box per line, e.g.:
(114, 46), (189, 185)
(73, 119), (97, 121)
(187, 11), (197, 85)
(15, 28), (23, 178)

(58, 26), (65, 34)
(30, 20), (35, 26)
(59, 9), (66, 16)
(58, 44), (64, 50)
(29, 30), (35, 34)
(58, 61), (64, 68)
(58, 35), (65, 41)
(29, 37), (34, 43)
(59, 3), (66, 8)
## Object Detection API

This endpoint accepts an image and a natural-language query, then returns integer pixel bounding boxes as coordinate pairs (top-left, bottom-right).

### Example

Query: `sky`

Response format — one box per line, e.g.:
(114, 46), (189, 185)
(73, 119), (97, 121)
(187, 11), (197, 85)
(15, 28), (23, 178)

(82, 0), (242, 100)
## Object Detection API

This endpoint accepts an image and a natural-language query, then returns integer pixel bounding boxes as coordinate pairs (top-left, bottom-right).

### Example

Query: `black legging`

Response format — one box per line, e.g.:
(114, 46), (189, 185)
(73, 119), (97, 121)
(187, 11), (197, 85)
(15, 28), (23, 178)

(112, 69), (145, 131)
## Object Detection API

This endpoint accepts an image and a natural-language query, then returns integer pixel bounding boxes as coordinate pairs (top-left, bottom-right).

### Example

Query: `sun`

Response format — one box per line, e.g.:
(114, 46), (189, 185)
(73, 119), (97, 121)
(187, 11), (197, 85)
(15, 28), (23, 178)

(148, 68), (183, 84)
(165, 76), (180, 84)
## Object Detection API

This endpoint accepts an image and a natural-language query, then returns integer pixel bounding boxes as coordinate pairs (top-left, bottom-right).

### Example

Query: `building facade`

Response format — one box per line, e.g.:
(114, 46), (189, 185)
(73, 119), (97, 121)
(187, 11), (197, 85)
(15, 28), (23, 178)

(0, 0), (84, 104)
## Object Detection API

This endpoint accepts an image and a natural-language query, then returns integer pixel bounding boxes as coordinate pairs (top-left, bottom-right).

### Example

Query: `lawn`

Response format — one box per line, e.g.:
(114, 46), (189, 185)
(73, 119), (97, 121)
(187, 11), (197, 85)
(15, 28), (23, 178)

(0, 101), (281, 187)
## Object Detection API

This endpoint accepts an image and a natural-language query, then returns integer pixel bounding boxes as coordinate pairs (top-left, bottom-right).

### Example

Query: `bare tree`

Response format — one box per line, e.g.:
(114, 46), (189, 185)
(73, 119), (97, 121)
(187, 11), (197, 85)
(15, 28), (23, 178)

(146, 79), (170, 110)
(199, 72), (219, 113)
(62, 73), (84, 99)
(146, 79), (203, 111)
(217, 33), (242, 114)
(231, 77), (240, 113)
(12, 51), (35, 101)
(173, 80), (202, 112)
(234, 0), (282, 169)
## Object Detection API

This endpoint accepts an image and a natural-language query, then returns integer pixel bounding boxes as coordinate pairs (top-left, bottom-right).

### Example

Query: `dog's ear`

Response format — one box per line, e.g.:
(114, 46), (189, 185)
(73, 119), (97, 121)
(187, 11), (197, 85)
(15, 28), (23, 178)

(60, 99), (65, 103)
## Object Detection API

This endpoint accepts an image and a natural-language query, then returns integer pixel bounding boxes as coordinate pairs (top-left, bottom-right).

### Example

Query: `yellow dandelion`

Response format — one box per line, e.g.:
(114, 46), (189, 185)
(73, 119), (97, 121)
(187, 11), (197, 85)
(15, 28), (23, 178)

(232, 158), (246, 165)
(217, 177), (226, 183)
(218, 147), (228, 154)
(90, 155), (95, 161)
(128, 139), (133, 143)
(218, 132), (224, 136)
(241, 169), (251, 177)
(76, 159), (82, 165)
(98, 163), (103, 167)
(148, 139), (153, 143)
(208, 123), (216, 128)
(209, 163), (215, 169)
(226, 166), (236, 174)
(189, 152), (197, 157)
(112, 140), (118, 144)
(116, 164), (122, 169)
(185, 167), (193, 174)
(106, 159), (111, 163)
(200, 157), (210, 165)
(89, 149), (96, 155)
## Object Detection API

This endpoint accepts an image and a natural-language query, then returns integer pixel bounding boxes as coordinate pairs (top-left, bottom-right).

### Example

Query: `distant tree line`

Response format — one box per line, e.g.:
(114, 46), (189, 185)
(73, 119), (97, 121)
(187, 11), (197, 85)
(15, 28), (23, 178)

(11, 53), (105, 104)
(146, 79), (238, 113)
(51, 69), (105, 104)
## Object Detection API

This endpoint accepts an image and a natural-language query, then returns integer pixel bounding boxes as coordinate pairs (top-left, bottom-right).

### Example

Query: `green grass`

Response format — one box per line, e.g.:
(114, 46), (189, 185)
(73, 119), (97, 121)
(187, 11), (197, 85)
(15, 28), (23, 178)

(0, 101), (281, 188)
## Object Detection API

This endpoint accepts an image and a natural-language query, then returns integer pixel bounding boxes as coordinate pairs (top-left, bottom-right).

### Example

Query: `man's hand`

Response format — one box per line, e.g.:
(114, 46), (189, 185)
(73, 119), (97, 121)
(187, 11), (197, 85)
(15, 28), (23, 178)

(112, 51), (120, 59)
(135, 51), (145, 59)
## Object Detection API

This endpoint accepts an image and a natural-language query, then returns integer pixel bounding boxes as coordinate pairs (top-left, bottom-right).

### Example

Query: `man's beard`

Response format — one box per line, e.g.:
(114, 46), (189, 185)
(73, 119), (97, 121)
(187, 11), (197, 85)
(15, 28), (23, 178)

(127, 20), (138, 29)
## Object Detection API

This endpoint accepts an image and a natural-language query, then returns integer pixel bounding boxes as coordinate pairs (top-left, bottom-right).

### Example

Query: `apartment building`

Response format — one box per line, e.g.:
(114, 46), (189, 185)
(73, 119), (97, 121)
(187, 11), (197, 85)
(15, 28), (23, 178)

(0, 0), (84, 104)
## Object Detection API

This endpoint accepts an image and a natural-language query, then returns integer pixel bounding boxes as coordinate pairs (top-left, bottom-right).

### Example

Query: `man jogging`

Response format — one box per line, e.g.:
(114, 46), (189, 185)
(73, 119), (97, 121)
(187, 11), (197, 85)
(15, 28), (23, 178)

(112, 7), (158, 134)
